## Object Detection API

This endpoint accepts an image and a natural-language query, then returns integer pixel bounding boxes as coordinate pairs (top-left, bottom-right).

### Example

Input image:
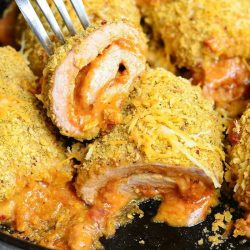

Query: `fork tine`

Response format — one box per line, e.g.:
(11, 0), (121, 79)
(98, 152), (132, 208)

(53, 0), (76, 36)
(15, 0), (54, 55)
(70, 0), (90, 29)
(36, 0), (65, 44)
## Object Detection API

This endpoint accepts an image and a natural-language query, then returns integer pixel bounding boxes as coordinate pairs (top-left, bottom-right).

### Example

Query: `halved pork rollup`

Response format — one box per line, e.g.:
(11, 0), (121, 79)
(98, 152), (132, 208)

(16, 0), (145, 76)
(138, 0), (250, 116)
(228, 106), (250, 238)
(71, 68), (224, 249)
(41, 22), (146, 140)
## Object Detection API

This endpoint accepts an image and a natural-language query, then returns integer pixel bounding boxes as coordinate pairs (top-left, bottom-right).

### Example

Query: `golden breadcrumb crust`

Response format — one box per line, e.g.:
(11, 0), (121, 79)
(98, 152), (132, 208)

(138, 0), (250, 71)
(229, 106), (250, 211)
(16, 0), (145, 76)
(0, 47), (72, 201)
(76, 68), (224, 191)
(40, 21), (146, 141)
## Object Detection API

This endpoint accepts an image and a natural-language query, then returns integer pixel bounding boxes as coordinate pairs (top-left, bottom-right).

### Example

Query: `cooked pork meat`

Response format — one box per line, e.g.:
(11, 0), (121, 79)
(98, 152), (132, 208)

(1, 0), (249, 248)
(16, 0), (145, 76)
(41, 22), (146, 140)
(72, 68), (224, 249)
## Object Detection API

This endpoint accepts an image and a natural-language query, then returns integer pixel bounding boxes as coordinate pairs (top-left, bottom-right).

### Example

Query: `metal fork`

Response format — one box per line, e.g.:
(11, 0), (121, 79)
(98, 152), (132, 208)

(15, 0), (90, 56)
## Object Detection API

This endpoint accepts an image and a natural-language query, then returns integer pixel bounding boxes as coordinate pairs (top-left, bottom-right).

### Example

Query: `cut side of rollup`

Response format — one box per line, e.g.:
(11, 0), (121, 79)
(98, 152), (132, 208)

(228, 106), (250, 238)
(16, 0), (145, 76)
(42, 22), (146, 141)
(71, 68), (224, 249)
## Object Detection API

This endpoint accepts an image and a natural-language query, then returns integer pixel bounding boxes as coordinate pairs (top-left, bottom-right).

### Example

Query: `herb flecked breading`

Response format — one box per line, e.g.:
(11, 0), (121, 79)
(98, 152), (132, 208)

(0, 47), (72, 201)
(138, 0), (250, 71)
(229, 106), (250, 210)
(76, 68), (224, 191)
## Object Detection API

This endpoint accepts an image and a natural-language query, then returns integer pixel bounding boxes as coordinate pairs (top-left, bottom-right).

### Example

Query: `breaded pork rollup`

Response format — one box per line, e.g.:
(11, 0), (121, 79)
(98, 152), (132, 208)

(69, 68), (224, 249)
(138, 0), (250, 114)
(0, 47), (72, 215)
(228, 106), (250, 238)
(41, 22), (146, 140)
(16, 0), (145, 76)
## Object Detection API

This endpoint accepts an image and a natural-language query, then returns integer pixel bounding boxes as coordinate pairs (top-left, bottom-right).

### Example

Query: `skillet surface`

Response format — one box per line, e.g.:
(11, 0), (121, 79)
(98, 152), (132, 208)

(0, 195), (249, 249)
(0, 1), (249, 250)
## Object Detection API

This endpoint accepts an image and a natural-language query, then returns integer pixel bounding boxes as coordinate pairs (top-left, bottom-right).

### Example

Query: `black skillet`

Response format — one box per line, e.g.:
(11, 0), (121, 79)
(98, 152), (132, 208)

(0, 1), (249, 249)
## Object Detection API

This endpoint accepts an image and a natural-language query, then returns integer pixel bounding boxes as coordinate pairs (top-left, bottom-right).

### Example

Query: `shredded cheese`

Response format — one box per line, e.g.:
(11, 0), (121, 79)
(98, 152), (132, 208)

(161, 126), (220, 188)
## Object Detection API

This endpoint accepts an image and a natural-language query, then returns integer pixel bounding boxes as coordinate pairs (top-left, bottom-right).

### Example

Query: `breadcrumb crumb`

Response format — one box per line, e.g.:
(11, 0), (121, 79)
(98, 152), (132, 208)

(208, 210), (233, 246)
(197, 239), (204, 245)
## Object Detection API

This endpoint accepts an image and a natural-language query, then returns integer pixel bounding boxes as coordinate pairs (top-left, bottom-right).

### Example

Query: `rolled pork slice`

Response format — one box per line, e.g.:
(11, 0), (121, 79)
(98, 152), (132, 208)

(41, 22), (146, 140)
(71, 68), (224, 249)
(228, 106), (250, 238)
(16, 0), (145, 76)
